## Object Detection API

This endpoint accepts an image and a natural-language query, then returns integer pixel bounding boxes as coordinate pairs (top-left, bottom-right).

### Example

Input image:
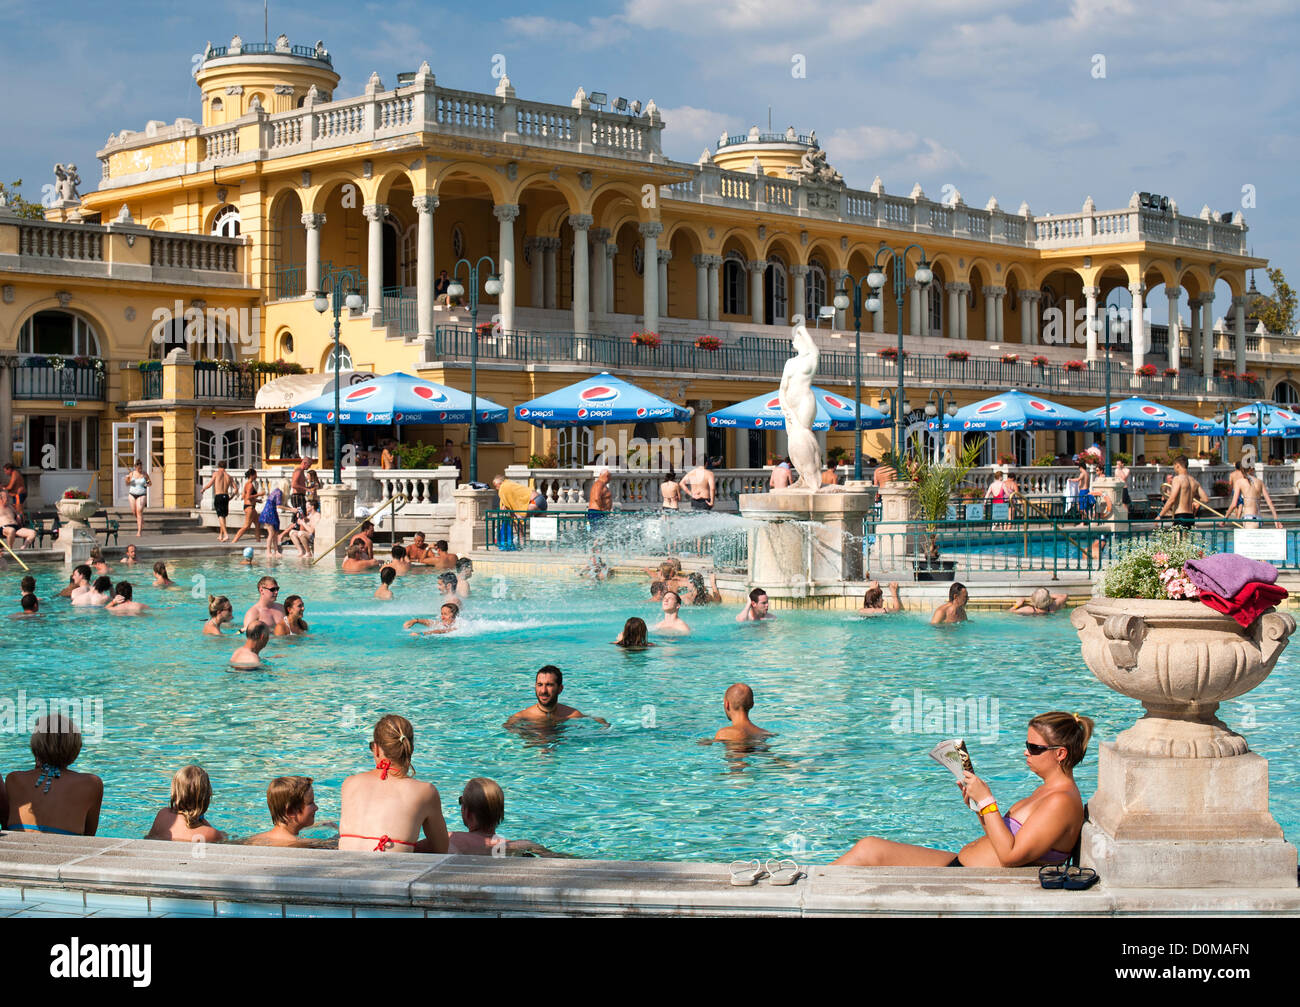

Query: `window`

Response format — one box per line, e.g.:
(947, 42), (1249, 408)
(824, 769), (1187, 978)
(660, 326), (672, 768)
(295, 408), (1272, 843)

(722, 252), (747, 316)
(211, 97), (223, 114)
(805, 262), (828, 318)
(196, 428), (217, 470)
(212, 205), (241, 238)
(222, 429), (247, 469)
(557, 428), (593, 467)
(19, 415), (98, 470)
(928, 282), (944, 336)
(149, 316), (234, 361)
(476, 422), (501, 443)
(400, 225), (417, 288)
(18, 311), (101, 357)
(766, 255), (787, 324)
(324, 343), (353, 373)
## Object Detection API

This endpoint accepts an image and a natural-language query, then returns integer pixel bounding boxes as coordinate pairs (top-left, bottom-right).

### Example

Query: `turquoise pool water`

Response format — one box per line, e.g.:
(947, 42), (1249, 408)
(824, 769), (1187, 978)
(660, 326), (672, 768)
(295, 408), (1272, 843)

(1, 558), (1296, 863)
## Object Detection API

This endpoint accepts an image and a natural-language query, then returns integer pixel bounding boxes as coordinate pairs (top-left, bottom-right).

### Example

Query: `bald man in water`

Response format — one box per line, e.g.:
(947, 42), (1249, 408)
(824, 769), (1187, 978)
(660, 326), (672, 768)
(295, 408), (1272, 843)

(712, 683), (774, 743)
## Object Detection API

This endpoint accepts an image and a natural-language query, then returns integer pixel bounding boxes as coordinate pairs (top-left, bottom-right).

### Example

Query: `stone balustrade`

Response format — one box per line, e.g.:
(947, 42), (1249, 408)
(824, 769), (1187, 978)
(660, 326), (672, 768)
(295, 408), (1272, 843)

(503, 465), (773, 512)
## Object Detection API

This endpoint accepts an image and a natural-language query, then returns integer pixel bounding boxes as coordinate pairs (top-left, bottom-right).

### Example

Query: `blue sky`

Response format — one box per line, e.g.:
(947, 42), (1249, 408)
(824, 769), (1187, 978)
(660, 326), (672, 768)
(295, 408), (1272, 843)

(3, 0), (1297, 323)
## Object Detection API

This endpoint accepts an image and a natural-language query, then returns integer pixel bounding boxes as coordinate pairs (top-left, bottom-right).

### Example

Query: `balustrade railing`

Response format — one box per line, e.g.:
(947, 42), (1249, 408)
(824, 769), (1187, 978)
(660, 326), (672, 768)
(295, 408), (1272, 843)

(13, 360), (106, 401)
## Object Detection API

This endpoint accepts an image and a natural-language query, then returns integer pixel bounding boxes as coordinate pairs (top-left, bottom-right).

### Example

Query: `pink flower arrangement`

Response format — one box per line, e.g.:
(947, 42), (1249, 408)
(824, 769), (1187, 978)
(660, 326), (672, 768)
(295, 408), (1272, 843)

(1159, 564), (1200, 600)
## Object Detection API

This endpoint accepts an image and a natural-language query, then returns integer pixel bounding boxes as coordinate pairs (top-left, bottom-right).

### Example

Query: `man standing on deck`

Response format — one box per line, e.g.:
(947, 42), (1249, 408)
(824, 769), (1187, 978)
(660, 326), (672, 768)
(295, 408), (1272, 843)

(681, 460), (716, 510)
(202, 462), (235, 542)
(1155, 456), (1208, 528)
(588, 468), (613, 523)
(290, 457), (311, 514)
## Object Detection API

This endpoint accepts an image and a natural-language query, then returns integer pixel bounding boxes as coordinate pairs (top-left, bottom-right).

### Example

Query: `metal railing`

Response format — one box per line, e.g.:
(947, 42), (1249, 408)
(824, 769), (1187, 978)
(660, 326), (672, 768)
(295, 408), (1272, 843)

(13, 361), (106, 401)
(193, 364), (257, 400)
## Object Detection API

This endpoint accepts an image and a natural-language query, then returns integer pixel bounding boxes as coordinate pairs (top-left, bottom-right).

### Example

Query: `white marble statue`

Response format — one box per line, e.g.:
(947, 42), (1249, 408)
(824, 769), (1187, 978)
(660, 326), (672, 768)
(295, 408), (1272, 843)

(53, 164), (81, 203)
(779, 315), (822, 491)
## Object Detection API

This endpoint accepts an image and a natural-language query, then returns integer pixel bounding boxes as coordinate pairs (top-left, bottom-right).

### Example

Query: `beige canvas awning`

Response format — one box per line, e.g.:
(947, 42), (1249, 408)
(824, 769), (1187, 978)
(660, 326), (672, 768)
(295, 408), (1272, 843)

(254, 370), (374, 411)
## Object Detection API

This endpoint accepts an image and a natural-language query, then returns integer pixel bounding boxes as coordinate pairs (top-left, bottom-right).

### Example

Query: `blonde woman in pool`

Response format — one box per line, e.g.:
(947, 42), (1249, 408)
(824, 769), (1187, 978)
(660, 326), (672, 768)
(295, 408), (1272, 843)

(338, 715), (448, 853)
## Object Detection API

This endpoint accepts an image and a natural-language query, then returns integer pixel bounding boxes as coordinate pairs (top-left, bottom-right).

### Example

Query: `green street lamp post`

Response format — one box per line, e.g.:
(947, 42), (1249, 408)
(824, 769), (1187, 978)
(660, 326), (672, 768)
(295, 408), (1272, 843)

(446, 257), (502, 485)
(313, 276), (363, 484)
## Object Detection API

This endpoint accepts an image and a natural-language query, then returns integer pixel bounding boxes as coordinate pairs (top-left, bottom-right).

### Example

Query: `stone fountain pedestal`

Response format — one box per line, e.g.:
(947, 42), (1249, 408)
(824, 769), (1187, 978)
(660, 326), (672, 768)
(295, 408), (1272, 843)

(738, 488), (876, 596)
(56, 498), (98, 567)
(1072, 599), (1298, 887)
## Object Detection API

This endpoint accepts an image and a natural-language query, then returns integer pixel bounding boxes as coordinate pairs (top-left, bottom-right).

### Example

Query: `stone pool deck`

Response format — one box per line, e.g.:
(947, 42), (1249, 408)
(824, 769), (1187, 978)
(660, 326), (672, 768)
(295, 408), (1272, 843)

(0, 833), (1297, 917)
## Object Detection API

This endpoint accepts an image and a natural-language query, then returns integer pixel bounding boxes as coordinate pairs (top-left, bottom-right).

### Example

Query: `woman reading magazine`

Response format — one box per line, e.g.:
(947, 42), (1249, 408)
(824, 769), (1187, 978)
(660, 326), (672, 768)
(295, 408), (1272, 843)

(833, 712), (1093, 868)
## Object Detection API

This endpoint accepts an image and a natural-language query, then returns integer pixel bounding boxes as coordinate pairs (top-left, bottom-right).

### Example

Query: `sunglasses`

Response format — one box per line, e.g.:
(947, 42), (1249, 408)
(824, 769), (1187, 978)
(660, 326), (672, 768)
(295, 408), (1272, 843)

(1025, 741), (1064, 755)
(262, 586), (280, 593)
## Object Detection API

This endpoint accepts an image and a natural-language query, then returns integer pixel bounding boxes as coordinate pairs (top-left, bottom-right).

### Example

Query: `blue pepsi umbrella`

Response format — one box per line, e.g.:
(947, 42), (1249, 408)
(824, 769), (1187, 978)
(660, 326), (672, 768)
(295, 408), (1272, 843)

(288, 372), (508, 425)
(1087, 397), (1215, 434)
(1207, 402), (1300, 437)
(708, 387), (890, 431)
(930, 389), (1100, 432)
(514, 372), (691, 428)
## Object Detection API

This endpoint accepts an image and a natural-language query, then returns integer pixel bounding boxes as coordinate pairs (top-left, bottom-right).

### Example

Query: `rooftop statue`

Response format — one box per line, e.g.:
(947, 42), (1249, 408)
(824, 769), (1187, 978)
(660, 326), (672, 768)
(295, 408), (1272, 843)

(787, 144), (843, 186)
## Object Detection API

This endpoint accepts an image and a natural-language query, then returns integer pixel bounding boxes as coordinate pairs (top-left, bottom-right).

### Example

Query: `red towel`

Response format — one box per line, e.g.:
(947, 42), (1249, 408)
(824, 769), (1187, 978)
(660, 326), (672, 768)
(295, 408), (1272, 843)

(1198, 582), (1289, 628)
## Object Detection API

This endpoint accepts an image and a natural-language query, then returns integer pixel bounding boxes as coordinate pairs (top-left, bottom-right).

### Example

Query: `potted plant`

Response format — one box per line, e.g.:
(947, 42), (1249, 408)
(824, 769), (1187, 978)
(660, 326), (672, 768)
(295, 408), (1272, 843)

(1072, 533), (1295, 759)
(900, 432), (985, 580)
(945, 350), (969, 361)
(1241, 371), (1259, 384)
(1000, 353), (1019, 364)
(695, 335), (721, 351)
(631, 330), (661, 347)
(1031, 354), (1049, 367)
(1163, 367), (1178, 378)
(878, 347), (908, 361)
(1064, 360), (1086, 372)
(1135, 363), (1158, 378)
(56, 488), (99, 527)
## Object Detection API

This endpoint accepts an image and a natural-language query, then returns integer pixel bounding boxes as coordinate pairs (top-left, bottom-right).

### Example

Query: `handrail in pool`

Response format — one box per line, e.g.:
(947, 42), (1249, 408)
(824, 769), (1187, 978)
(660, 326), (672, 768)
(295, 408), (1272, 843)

(311, 492), (410, 565)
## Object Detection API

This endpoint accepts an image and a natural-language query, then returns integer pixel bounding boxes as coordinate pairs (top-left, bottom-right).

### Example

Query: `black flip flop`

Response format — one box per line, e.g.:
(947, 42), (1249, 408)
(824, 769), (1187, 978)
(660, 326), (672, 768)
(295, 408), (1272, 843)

(1038, 865), (1067, 889)
(1063, 866), (1100, 890)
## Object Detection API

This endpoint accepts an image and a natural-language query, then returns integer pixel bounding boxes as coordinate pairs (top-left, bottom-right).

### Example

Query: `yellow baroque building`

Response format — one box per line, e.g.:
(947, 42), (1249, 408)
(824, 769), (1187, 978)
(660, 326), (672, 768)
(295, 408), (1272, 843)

(5, 32), (1296, 510)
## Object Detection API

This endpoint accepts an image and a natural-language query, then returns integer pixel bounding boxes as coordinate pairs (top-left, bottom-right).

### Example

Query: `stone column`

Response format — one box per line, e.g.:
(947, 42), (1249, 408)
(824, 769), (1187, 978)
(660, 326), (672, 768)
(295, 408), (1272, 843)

(748, 260), (766, 326)
(1018, 289), (1033, 344)
(1165, 286), (1182, 372)
(527, 238), (545, 307)
(362, 203), (387, 315)
(830, 269), (848, 330)
(605, 242), (617, 314)
(1084, 286), (1100, 361)
(706, 256), (721, 322)
(908, 280), (921, 337)
(1187, 295), (1202, 372)
(639, 222), (663, 333)
(1233, 293), (1248, 374)
(568, 214), (592, 335)
(788, 264), (808, 323)
(1130, 283), (1147, 371)
(949, 283), (969, 340)
(1201, 294), (1215, 377)
(693, 255), (709, 320)
(590, 228), (609, 320)
(413, 195), (437, 338)
(1028, 290), (1042, 344)
(993, 288), (1006, 341)
(302, 212), (325, 296)
(734, 428), (749, 468)
(948, 286), (962, 340)
(313, 482), (358, 563)
(449, 485), (497, 555)
(542, 238), (558, 309)
(657, 248), (671, 318)
(982, 286), (997, 342)
(494, 203), (519, 333)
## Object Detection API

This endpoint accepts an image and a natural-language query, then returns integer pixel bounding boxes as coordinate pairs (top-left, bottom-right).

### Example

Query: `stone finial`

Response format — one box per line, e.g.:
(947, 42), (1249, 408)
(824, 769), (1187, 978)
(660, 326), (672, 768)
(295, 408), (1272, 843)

(985, 195), (999, 212)
(229, 34), (242, 54)
(114, 204), (134, 224)
(751, 156), (764, 176)
(366, 71), (384, 94)
(304, 85), (320, 106)
(1018, 200), (1030, 216)
(870, 175), (884, 195)
(1128, 191), (1141, 209)
(910, 182), (926, 200)
(495, 75), (515, 98)
(645, 99), (660, 122)
(1082, 195), (1095, 212)
(1234, 210), (1245, 226)
(697, 148), (713, 165)
(1169, 199), (1178, 215)
(785, 125), (796, 140)
(950, 189), (964, 206)
(571, 87), (589, 110)
(415, 60), (434, 85)
(274, 33), (290, 52)
(1256, 320), (1268, 335)
(748, 125), (761, 140)
(1200, 203), (1213, 220)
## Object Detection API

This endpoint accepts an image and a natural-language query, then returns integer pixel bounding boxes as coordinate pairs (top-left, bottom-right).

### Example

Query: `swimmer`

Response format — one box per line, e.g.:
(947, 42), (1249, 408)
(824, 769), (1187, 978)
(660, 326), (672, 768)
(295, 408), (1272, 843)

(1010, 588), (1068, 616)
(88, 547), (110, 577)
(447, 778), (556, 857)
(683, 571), (721, 605)
(455, 557), (474, 597)
(65, 565), (92, 601)
(930, 582), (968, 625)
(240, 546), (256, 566)
(505, 666), (608, 727)
(711, 683), (774, 743)
(145, 765), (224, 844)
(338, 714), (448, 854)
(244, 776), (319, 848)
(1227, 461), (1282, 527)
(231, 621), (271, 667)
(204, 594), (234, 634)
(374, 565), (397, 600)
(405, 601), (459, 636)
(834, 712), (1094, 869)
(11, 593), (39, 618)
(436, 571), (461, 604)
(405, 531), (432, 564)
(277, 594), (309, 636)
(349, 520), (375, 560)
(341, 541), (379, 573)
(384, 544), (412, 576)
(105, 581), (148, 615)
(152, 561), (176, 588)
(120, 543), (139, 565)
(429, 539), (458, 570)
(735, 587), (774, 622)
(648, 580), (667, 604)
(613, 616), (655, 648)
(652, 590), (691, 634)
(242, 575), (286, 631)
(858, 581), (902, 617)
(20, 574), (35, 598)
(75, 576), (112, 608)
(3, 713), (103, 836)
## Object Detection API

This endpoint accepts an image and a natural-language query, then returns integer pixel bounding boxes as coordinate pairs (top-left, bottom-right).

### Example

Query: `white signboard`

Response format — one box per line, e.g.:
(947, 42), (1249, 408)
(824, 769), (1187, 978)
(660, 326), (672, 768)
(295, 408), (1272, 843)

(529, 516), (558, 542)
(1233, 528), (1287, 562)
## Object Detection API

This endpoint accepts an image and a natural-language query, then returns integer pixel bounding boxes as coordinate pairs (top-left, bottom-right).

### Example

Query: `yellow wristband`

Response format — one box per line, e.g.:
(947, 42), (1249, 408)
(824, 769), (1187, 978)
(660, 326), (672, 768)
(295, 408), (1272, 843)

(978, 802), (1000, 817)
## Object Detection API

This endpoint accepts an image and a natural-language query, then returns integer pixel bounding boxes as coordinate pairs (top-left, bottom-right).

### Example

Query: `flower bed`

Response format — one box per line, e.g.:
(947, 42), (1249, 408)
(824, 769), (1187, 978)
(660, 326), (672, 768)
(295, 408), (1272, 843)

(877, 348), (909, 360)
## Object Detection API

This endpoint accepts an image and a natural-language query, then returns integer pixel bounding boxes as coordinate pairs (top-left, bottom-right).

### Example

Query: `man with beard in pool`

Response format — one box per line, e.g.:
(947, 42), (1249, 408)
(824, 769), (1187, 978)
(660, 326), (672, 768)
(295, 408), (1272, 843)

(505, 666), (607, 728)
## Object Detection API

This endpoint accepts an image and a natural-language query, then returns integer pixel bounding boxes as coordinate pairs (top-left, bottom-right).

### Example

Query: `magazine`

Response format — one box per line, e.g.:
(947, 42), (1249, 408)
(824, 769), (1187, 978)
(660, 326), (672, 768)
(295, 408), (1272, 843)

(930, 739), (980, 811)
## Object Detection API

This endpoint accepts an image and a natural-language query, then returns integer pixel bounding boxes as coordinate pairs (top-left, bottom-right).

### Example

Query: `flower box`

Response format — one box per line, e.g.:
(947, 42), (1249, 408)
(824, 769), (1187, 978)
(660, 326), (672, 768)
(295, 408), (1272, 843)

(1064, 360), (1086, 372)
(1000, 353), (1019, 364)
(1240, 372), (1259, 383)
(945, 350), (969, 361)
(1163, 368), (1179, 378)
(1135, 364), (1158, 377)
(631, 331), (661, 348)
(1031, 355), (1049, 367)
(694, 336), (721, 351)
(877, 348), (909, 360)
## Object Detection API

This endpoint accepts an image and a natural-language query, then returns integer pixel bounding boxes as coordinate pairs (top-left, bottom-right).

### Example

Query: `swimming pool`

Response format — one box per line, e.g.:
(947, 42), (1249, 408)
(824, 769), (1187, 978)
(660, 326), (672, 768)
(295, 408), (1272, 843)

(1, 558), (1295, 863)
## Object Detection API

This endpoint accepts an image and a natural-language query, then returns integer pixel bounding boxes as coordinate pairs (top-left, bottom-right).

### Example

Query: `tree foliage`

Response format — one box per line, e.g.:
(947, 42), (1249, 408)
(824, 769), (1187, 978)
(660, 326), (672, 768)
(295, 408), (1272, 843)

(1251, 267), (1296, 335)
(0, 179), (49, 220)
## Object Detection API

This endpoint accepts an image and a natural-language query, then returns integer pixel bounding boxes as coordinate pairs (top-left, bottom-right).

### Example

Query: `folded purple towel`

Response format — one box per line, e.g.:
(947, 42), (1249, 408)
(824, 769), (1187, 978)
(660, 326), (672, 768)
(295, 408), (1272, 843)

(1185, 552), (1278, 599)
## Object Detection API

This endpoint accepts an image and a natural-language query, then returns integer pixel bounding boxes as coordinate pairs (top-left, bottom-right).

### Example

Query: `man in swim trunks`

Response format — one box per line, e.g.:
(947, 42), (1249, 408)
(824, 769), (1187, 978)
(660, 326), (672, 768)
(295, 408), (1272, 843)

(587, 467), (613, 523)
(1227, 461), (1281, 527)
(1155, 456), (1208, 528)
(2, 463), (27, 519)
(201, 462), (236, 542)
(290, 456), (311, 514)
(242, 575), (287, 632)
(505, 666), (608, 727)
(680, 461), (716, 511)
(0, 490), (35, 551)
(930, 581), (969, 624)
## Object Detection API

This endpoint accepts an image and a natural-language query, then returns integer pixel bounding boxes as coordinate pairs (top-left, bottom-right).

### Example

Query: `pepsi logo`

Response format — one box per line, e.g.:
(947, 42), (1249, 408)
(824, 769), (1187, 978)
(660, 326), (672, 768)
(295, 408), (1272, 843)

(1028, 400), (1054, 413)
(636, 407), (647, 418)
(824, 395), (846, 409)
(580, 385), (620, 404)
(709, 415), (718, 425)
(518, 408), (529, 418)
(326, 411), (334, 422)
(365, 413), (375, 422)
(480, 412), (491, 420)
(412, 386), (447, 402)
(765, 397), (782, 409)
(963, 421), (973, 430)
(754, 418), (764, 427)
(1281, 411), (1297, 422)
(577, 407), (589, 418)
(1139, 405), (1166, 417)
(976, 401), (1004, 414)
(395, 413), (404, 422)
(345, 385), (379, 402)
(1000, 419), (1010, 429)
(439, 412), (448, 421)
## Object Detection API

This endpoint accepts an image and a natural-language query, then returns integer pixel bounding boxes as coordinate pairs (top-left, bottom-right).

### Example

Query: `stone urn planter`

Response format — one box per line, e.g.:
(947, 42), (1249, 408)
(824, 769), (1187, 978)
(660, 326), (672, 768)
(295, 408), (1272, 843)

(55, 497), (99, 527)
(55, 497), (99, 566)
(1071, 598), (1298, 887)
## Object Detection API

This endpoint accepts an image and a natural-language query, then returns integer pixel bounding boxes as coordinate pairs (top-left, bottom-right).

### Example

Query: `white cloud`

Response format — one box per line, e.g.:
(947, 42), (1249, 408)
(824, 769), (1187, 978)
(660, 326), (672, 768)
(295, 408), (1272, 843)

(824, 125), (967, 182)
(501, 14), (631, 50)
(656, 105), (735, 160)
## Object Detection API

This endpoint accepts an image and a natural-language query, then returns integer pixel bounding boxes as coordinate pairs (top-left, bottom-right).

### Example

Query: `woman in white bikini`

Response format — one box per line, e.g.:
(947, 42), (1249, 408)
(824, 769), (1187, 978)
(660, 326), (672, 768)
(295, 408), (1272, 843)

(125, 461), (151, 537)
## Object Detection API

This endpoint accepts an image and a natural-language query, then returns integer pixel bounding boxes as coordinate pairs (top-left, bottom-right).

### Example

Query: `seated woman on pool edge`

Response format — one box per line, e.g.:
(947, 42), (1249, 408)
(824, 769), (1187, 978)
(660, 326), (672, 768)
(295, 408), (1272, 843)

(833, 711), (1094, 868)
(338, 714), (448, 854)
(3, 714), (103, 836)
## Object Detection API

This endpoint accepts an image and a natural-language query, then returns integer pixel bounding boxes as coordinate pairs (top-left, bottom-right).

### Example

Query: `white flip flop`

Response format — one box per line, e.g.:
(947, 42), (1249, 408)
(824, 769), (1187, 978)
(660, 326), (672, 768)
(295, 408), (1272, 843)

(766, 858), (805, 885)
(729, 859), (768, 886)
